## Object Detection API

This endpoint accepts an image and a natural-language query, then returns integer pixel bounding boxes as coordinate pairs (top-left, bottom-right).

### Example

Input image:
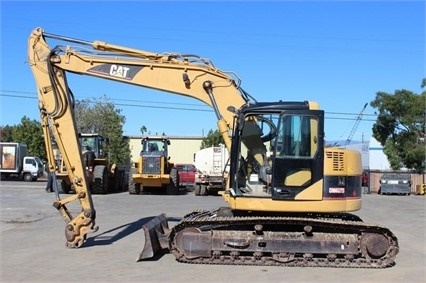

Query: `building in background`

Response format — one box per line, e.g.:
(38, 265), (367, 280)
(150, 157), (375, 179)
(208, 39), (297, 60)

(128, 135), (203, 164)
(367, 137), (391, 170)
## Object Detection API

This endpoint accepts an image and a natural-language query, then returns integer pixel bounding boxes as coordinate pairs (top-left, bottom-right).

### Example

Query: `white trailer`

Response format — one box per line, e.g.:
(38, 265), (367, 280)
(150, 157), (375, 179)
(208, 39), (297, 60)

(193, 144), (229, 196)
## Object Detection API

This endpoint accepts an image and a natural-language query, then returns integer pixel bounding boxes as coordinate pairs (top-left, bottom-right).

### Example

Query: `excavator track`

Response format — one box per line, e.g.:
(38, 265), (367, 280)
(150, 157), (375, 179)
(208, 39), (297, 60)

(169, 209), (399, 268)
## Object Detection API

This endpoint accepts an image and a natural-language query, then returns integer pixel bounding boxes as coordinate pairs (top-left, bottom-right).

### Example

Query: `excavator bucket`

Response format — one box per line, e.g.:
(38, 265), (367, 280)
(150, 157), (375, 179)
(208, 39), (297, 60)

(137, 213), (170, 261)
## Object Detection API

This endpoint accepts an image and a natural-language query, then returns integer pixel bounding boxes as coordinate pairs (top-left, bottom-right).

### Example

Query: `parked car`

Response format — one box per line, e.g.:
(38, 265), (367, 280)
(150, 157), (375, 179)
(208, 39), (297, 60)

(379, 173), (411, 195)
(175, 164), (196, 190)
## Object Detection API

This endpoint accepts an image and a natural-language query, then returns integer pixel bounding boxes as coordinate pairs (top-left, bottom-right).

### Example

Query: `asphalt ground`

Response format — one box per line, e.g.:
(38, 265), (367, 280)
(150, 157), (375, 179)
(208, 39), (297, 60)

(0, 179), (425, 283)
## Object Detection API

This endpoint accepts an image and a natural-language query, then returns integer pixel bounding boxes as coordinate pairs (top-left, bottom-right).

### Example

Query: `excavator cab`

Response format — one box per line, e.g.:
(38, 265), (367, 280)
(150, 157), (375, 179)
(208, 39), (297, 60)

(224, 101), (363, 211)
(227, 102), (324, 201)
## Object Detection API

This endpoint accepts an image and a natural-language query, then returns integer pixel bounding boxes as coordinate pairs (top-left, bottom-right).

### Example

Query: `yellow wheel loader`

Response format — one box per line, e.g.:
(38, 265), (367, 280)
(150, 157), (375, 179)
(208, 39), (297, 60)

(129, 136), (179, 195)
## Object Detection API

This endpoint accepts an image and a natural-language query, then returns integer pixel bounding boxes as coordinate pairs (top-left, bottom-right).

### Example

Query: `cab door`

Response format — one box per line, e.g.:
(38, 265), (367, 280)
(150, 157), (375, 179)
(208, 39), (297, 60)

(270, 110), (324, 200)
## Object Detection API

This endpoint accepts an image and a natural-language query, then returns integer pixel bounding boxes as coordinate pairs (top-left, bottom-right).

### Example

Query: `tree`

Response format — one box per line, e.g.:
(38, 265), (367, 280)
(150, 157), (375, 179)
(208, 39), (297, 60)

(0, 125), (15, 142)
(200, 129), (224, 149)
(11, 116), (46, 158)
(370, 81), (426, 171)
(74, 96), (130, 165)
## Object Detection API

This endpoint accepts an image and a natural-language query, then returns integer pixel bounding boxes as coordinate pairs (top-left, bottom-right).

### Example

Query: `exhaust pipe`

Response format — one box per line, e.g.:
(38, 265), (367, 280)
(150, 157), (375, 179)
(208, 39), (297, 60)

(137, 213), (170, 261)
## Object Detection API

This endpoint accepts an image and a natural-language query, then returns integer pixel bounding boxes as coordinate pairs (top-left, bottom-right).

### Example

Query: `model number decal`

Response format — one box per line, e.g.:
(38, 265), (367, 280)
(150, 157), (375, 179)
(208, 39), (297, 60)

(329, 187), (345, 194)
(87, 64), (142, 80)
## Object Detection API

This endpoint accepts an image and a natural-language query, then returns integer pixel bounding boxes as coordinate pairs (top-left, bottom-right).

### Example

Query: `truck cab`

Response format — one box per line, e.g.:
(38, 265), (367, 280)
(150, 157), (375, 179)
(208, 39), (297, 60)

(0, 142), (44, 181)
(22, 156), (45, 181)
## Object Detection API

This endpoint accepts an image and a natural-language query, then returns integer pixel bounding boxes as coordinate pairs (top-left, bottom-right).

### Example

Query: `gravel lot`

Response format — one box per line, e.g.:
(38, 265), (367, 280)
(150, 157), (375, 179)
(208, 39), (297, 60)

(1, 180), (425, 283)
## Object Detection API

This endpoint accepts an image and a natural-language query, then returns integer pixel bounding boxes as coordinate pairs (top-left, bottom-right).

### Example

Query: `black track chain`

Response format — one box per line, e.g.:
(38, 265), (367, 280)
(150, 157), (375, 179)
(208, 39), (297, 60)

(169, 209), (399, 268)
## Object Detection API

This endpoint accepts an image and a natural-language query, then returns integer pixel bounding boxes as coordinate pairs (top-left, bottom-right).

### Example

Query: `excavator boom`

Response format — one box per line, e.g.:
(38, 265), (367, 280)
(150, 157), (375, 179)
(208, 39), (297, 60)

(29, 28), (250, 149)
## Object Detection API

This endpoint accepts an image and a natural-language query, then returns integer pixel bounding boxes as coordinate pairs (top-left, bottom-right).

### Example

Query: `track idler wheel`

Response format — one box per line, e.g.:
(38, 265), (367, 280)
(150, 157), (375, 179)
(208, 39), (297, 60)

(360, 233), (390, 259)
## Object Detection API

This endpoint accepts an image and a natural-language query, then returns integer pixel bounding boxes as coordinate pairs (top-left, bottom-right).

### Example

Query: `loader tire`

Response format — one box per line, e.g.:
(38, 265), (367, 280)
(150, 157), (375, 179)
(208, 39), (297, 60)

(92, 165), (108, 194)
(166, 167), (179, 195)
(128, 168), (141, 195)
(200, 185), (207, 196)
(109, 169), (123, 193)
(116, 169), (125, 192)
(194, 184), (201, 196)
(58, 179), (71, 194)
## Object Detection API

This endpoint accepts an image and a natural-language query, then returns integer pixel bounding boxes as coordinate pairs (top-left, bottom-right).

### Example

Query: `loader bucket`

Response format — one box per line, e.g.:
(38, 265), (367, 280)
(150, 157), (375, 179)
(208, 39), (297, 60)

(137, 213), (170, 261)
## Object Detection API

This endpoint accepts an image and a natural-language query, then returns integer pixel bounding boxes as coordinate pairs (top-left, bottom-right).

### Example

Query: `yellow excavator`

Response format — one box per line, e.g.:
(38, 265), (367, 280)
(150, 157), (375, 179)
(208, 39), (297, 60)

(28, 27), (398, 268)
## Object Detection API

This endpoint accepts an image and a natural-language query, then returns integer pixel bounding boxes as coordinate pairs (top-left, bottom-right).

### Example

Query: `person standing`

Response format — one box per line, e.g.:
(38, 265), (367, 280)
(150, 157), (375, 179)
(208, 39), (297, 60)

(45, 170), (54, 192)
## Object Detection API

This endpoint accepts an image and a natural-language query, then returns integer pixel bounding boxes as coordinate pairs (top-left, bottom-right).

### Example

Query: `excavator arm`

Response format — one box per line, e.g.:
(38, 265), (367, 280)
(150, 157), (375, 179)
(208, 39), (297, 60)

(28, 27), (253, 247)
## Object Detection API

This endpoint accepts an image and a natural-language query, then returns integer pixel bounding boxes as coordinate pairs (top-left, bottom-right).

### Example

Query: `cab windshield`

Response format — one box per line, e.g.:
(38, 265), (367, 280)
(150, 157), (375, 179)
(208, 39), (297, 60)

(275, 114), (318, 158)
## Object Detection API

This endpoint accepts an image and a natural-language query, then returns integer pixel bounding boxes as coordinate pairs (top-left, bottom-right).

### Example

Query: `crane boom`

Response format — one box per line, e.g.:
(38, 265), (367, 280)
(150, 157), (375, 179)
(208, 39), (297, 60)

(345, 102), (368, 145)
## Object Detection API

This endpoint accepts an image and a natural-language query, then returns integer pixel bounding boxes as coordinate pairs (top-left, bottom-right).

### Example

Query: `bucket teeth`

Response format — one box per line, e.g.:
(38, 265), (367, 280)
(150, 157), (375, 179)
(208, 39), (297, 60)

(137, 213), (170, 261)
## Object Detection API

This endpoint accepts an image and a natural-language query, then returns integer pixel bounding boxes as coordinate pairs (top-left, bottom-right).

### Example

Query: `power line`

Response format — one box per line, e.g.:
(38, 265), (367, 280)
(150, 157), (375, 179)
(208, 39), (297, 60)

(0, 91), (209, 108)
(0, 91), (378, 123)
(4, 24), (423, 56)
(5, 22), (424, 44)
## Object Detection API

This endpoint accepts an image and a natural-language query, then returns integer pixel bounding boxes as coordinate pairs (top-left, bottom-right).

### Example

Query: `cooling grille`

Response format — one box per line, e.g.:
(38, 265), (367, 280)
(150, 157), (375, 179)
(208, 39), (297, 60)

(326, 151), (345, 172)
(142, 156), (161, 174)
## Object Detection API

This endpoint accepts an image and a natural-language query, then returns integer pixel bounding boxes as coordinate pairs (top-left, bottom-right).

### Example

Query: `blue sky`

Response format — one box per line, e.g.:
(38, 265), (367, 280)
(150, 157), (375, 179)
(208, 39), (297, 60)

(1, 1), (424, 142)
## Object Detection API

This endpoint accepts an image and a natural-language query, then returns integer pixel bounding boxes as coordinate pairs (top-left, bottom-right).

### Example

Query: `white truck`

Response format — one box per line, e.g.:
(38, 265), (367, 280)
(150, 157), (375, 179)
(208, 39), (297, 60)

(0, 142), (44, 181)
(193, 144), (229, 196)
